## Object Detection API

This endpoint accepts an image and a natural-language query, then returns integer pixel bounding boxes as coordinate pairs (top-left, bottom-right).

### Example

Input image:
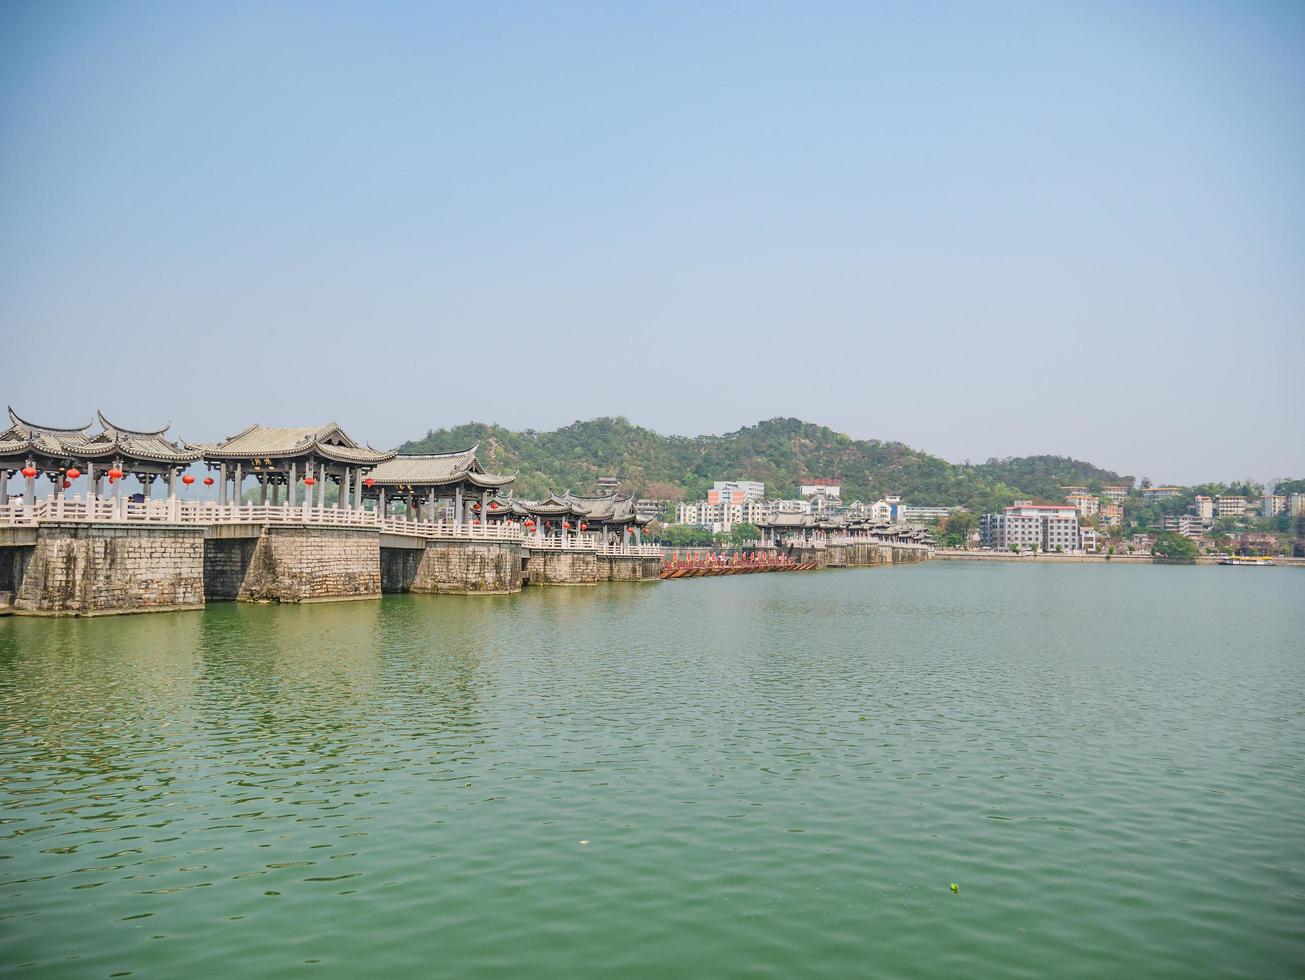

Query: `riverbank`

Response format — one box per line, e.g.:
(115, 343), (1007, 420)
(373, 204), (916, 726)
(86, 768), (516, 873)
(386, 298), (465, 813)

(935, 549), (1305, 567)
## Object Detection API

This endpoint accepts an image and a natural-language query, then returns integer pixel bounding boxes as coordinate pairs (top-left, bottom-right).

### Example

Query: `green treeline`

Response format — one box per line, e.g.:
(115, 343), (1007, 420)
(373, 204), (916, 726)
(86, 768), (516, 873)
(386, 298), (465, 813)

(400, 416), (1134, 510)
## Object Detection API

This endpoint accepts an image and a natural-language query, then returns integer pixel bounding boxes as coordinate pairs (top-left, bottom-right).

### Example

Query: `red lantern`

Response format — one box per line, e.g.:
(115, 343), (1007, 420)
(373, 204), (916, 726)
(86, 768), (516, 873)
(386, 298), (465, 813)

(203, 476), (214, 486)
(182, 474), (195, 486)
(62, 479), (71, 489)
(563, 521), (572, 530)
(364, 477), (375, 488)
(489, 501), (498, 509)
(304, 477), (316, 486)
(21, 466), (37, 479)
(525, 520), (536, 529)
(107, 468), (124, 480)
(66, 467), (81, 480)
(579, 523), (588, 530)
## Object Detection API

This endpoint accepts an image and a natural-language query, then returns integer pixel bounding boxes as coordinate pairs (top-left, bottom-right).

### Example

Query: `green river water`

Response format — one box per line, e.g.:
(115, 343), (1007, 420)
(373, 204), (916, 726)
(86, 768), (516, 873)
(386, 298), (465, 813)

(1, 563), (1302, 978)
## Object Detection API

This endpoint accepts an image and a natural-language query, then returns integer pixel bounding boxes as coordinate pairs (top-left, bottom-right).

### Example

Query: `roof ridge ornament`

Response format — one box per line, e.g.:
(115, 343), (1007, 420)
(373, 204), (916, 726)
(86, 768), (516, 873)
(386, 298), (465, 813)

(8, 406), (93, 435)
(96, 410), (172, 437)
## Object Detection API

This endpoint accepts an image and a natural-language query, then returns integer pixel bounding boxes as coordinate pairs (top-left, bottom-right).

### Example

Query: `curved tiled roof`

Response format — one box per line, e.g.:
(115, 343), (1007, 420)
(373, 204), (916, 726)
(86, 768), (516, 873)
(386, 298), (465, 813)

(192, 422), (396, 465)
(365, 446), (513, 488)
(1, 408), (199, 464)
(507, 491), (652, 524)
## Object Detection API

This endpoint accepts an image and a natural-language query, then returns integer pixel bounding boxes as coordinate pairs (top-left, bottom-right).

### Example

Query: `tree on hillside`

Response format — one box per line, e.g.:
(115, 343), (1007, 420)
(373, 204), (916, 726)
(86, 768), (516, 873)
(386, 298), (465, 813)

(1152, 531), (1198, 561)
(940, 511), (976, 548)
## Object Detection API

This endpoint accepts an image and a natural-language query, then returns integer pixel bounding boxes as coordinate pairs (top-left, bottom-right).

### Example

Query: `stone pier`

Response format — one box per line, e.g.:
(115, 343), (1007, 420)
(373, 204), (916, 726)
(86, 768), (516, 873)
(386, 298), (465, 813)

(402, 539), (522, 595)
(596, 554), (662, 582)
(524, 549), (598, 586)
(217, 525), (381, 603)
(12, 522), (205, 616)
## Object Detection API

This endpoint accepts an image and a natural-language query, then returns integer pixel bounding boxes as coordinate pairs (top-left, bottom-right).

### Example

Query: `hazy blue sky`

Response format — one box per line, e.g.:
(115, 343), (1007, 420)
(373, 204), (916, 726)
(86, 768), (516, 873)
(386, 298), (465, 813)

(2, 1), (1302, 484)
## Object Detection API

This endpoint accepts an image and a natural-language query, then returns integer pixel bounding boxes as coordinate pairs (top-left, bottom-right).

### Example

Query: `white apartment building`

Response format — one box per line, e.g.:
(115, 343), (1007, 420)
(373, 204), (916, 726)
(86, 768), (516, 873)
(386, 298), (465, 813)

(1194, 495), (1214, 521)
(1080, 527), (1100, 553)
(1163, 514), (1208, 539)
(799, 479), (841, 498)
(1289, 493), (1305, 517)
(708, 481), (765, 504)
(1142, 486), (1181, 500)
(1101, 485), (1130, 503)
(675, 497), (768, 533)
(1065, 493), (1100, 517)
(899, 504), (955, 523)
(979, 503), (1081, 552)
(1262, 495), (1287, 518)
(1215, 495), (1247, 518)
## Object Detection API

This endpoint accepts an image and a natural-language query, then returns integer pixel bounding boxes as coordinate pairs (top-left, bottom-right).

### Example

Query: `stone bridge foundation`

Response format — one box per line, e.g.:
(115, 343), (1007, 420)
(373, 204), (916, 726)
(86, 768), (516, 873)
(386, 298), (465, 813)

(524, 550), (598, 585)
(12, 522), (205, 616)
(230, 525), (381, 603)
(403, 539), (522, 595)
(596, 555), (662, 581)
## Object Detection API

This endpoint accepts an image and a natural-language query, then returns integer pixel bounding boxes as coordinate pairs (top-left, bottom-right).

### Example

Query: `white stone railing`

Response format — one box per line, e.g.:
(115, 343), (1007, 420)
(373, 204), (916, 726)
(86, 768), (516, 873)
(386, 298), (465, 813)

(597, 542), (663, 557)
(380, 517), (523, 541)
(522, 531), (600, 551)
(0, 496), (524, 540)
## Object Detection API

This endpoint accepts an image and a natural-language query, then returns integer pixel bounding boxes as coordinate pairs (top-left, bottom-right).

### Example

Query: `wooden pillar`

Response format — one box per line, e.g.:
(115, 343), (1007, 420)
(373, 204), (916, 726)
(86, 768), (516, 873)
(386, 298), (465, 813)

(218, 462), (228, 505)
(259, 476), (268, 504)
(378, 487), (386, 518)
(338, 468), (348, 509)
(317, 462), (327, 509)
(355, 471), (364, 509)
(455, 485), (463, 527)
(271, 479), (279, 506)
(233, 462), (243, 507)
(167, 467), (176, 500)
(288, 461), (297, 506)
(25, 458), (35, 502)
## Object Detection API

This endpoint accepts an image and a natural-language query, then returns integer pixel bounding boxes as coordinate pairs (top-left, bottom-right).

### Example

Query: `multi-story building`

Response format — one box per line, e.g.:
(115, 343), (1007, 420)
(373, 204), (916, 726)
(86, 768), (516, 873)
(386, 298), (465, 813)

(1061, 486), (1090, 497)
(1262, 495), (1287, 518)
(766, 498), (811, 516)
(1131, 533), (1155, 553)
(1289, 493), (1305, 518)
(1142, 486), (1181, 501)
(1215, 495), (1248, 519)
(1163, 514), (1208, 539)
(1101, 485), (1130, 503)
(1065, 493), (1100, 517)
(1079, 527), (1100, 552)
(676, 497), (768, 533)
(1194, 495), (1214, 521)
(707, 480), (765, 505)
(979, 502), (1080, 552)
(799, 479), (841, 498)
(1099, 503), (1123, 527)
(635, 498), (671, 521)
(899, 504), (955, 523)
(596, 476), (620, 494)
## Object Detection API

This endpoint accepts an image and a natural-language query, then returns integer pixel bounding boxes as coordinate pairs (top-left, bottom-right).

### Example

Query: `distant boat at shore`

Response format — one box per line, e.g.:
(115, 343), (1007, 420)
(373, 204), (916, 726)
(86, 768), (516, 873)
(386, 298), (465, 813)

(1218, 556), (1275, 566)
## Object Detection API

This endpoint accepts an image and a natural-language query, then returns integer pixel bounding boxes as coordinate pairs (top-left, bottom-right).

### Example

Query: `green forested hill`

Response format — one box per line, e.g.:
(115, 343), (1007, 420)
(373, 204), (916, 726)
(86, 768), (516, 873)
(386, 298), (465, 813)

(399, 417), (1132, 512)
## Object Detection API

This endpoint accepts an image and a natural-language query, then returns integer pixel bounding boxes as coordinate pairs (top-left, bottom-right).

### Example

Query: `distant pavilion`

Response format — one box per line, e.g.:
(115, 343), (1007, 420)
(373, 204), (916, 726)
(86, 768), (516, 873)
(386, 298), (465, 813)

(192, 423), (395, 508)
(360, 446), (514, 524)
(498, 491), (653, 543)
(0, 408), (200, 505)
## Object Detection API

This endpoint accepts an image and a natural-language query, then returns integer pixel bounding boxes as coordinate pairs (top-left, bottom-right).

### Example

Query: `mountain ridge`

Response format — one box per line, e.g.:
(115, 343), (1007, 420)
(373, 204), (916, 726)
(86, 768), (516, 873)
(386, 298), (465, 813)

(399, 417), (1132, 512)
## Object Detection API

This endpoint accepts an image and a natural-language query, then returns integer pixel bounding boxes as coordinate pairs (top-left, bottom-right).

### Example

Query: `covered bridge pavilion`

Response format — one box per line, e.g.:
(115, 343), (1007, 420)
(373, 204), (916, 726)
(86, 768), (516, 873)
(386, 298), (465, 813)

(191, 423), (394, 508)
(361, 446), (514, 525)
(496, 491), (653, 544)
(1, 408), (201, 507)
